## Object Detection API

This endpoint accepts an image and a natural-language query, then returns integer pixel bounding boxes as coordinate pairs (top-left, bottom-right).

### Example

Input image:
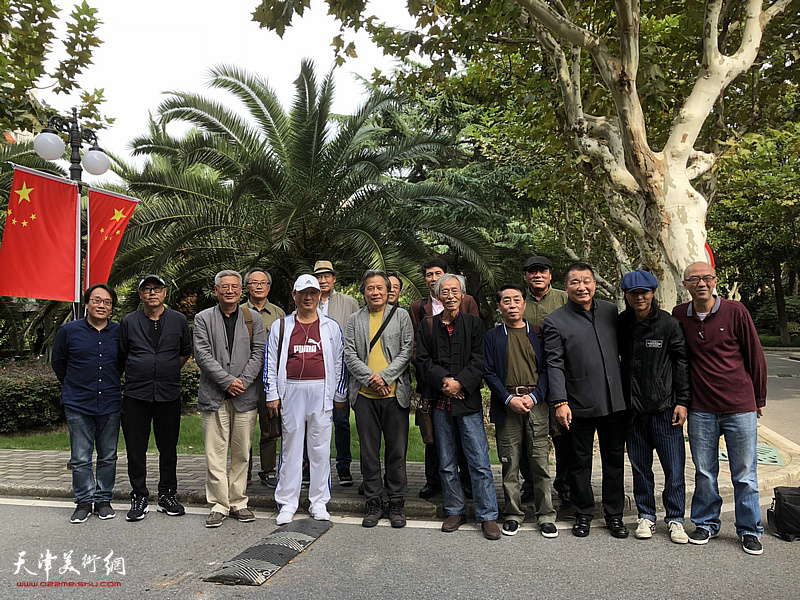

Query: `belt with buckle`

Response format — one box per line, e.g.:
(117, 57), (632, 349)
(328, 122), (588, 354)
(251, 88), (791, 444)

(506, 385), (537, 396)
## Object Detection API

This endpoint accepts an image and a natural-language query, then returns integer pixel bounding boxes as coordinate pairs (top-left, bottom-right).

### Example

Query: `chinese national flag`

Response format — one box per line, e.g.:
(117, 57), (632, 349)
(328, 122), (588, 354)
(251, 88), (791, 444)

(0, 166), (80, 302)
(86, 188), (138, 288)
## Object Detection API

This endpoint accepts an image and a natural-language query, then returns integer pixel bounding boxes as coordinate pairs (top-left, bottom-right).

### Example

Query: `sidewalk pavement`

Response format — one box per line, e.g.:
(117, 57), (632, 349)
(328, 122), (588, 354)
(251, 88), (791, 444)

(0, 424), (797, 521)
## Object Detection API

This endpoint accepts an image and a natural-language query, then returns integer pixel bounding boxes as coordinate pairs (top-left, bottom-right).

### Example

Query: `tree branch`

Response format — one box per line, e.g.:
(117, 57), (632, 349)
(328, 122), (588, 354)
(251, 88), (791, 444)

(615, 0), (640, 75)
(704, 0), (724, 64)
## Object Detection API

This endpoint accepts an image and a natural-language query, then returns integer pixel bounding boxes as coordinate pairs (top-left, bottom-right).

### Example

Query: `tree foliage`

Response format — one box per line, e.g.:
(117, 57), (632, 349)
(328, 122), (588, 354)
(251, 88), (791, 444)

(252, 0), (798, 309)
(111, 61), (496, 308)
(0, 0), (111, 132)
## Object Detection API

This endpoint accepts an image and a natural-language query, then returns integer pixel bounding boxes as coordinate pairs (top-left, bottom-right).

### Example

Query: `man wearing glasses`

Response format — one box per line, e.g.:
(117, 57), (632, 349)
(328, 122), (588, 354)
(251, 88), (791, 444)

(119, 275), (192, 521)
(673, 262), (767, 555)
(194, 270), (266, 528)
(52, 284), (122, 524)
(243, 268), (285, 488)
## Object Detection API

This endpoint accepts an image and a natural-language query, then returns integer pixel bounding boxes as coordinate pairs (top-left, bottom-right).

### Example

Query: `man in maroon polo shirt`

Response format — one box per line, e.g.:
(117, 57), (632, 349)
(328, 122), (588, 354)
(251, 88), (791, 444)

(672, 261), (767, 556)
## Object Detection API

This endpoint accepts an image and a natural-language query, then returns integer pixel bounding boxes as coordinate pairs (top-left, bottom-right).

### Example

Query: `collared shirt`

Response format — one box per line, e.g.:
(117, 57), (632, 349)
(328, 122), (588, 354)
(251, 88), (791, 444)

(429, 295), (444, 316)
(245, 299), (286, 333)
(51, 317), (121, 416)
(523, 287), (568, 329)
(319, 296), (330, 316)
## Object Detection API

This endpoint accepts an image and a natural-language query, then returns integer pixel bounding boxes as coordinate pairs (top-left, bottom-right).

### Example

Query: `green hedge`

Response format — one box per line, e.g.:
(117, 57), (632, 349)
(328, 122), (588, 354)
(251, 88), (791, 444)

(0, 359), (203, 433)
(0, 360), (62, 433)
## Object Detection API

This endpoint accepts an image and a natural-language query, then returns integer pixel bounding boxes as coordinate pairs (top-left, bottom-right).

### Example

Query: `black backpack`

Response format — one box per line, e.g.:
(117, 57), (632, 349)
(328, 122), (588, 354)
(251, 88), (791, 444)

(767, 486), (800, 541)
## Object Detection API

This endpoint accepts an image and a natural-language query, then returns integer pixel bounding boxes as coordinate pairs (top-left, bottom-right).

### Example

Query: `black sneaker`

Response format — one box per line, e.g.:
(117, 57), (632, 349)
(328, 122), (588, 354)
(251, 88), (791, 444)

(70, 503), (92, 524)
(338, 468), (354, 487)
(502, 520), (519, 536)
(93, 502), (115, 520)
(741, 534), (763, 555)
(540, 522), (559, 538)
(126, 494), (149, 522)
(157, 493), (185, 516)
(688, 527), (717, 545)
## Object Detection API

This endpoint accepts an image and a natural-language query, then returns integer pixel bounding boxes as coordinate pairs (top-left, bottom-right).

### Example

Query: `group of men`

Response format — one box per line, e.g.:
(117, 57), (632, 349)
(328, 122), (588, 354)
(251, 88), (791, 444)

(51, 253), (768, 555)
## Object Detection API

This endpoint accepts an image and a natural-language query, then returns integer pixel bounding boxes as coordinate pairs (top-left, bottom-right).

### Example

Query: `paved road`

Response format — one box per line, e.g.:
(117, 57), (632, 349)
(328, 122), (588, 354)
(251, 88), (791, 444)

(762, 352), (800, 444)
(0, 497), (798, 600)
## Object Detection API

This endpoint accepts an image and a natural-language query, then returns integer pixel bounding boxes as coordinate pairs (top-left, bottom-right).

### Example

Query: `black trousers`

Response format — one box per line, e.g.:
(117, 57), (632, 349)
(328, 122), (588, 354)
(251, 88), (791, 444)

(121, 397), (182, 497)
(569, 410), (628, 520)
(552, 429), (573, 494)
(354, 394), (409, 501)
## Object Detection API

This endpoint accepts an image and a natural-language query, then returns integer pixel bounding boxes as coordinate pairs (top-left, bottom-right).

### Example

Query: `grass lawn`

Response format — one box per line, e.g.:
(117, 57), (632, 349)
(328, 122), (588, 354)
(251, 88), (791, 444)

(0, 412), (502, 464)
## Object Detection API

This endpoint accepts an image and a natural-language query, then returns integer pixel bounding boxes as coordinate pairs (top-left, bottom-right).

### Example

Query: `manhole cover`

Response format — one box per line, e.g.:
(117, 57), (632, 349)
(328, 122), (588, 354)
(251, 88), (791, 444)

(719, 443), (784, 466)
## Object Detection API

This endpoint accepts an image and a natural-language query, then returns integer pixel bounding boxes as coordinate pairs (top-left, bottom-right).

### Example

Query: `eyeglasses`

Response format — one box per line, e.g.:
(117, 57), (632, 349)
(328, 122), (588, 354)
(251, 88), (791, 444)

(218, 284), (241, 291)
(684, 275), (717, 284)
(88, 297), (113, 307)
(247, 281), (269, 287)
(140, 286), (165, 294)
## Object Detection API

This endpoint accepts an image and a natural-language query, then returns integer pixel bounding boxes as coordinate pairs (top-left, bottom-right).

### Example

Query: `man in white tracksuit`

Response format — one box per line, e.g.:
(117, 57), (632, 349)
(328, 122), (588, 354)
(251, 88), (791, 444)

(264, 274), (348, 524)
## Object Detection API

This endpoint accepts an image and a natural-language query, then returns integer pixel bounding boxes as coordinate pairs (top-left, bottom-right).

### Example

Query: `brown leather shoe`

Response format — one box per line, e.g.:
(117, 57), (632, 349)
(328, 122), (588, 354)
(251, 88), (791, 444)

(482, 520), (502, 540)
(441, 514), (467, 532)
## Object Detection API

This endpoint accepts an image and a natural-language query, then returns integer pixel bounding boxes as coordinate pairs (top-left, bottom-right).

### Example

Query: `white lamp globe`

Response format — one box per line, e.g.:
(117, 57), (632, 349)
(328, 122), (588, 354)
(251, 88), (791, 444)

(33, 130), (66, 161)
(82, 147), (110, 176)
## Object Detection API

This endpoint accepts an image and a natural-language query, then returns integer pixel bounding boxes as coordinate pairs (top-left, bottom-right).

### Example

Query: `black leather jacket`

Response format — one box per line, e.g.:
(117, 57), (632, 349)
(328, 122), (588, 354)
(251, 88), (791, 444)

(617, 305), (690, 413)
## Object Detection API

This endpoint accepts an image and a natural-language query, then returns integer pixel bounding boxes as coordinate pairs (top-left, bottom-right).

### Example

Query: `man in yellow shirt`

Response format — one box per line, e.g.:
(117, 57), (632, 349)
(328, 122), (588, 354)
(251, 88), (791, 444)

(343, 270), (414, 528)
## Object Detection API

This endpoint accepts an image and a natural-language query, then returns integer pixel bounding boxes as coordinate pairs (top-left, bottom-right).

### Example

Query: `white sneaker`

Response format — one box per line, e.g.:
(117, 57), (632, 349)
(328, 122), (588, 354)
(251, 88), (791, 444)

(635, 518), (655, 539)
(310, 504), (330, 521)
(669, 521), (689, 544)
(276, 509), (294, 525)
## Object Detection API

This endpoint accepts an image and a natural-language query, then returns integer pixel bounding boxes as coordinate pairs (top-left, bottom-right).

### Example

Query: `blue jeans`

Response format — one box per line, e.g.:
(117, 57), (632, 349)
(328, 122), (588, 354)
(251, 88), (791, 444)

(432, 408), (498, 521)
(65, 408), (121, 505)
(627, 409), (686, 523)
(333, 403), (352, 471)
(688, 410), (763, 538)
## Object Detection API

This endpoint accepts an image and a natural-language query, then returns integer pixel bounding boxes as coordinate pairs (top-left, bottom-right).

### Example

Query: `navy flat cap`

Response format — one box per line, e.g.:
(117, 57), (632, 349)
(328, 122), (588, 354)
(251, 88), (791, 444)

(620, 270), (659, 291)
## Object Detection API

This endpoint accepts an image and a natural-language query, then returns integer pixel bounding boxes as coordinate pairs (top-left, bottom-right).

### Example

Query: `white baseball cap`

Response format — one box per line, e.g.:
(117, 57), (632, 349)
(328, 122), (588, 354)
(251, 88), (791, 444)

(293, 274), (321, 292)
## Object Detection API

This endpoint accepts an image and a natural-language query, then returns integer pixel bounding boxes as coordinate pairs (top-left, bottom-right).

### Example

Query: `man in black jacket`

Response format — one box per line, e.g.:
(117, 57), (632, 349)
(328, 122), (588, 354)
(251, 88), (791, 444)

(416, 273), (501, 540)
(543, 262), (629, 539)
(618, 270), (691, 544)
(120, 275), (192, 521)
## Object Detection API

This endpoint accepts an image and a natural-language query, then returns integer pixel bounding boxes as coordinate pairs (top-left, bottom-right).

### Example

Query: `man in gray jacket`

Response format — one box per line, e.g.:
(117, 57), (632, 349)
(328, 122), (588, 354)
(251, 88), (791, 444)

(194, 270), (266, 528)
(543, 262), (628, 539)
(344, 270), (414, 528)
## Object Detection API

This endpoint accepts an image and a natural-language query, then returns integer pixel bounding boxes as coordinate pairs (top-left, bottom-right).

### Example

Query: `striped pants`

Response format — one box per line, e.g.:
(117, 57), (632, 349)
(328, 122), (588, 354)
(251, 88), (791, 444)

(626, 408), (686, 523)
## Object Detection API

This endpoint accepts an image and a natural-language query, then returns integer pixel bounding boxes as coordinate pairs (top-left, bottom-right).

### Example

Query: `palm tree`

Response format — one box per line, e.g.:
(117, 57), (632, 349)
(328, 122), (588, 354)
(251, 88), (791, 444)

(115, 60), (495, 305)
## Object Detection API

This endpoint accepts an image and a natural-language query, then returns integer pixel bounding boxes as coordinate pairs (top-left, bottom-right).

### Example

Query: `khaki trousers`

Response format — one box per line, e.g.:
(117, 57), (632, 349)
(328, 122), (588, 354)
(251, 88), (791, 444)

(201, 399), (257, 514)
(495, 400), (555, 524)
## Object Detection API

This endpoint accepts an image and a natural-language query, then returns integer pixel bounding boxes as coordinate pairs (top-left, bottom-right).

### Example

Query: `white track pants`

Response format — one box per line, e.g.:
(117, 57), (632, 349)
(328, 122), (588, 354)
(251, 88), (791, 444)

(274, 380), (332, 513)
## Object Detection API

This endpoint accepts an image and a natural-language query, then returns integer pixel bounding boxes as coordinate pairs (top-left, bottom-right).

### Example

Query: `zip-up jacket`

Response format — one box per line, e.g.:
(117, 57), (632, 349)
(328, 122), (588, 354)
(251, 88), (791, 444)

(264, 310), (348, 410)
(119, 307), (191, 403)
(617, 305), (690, 414)
(484, 320), (548, 425)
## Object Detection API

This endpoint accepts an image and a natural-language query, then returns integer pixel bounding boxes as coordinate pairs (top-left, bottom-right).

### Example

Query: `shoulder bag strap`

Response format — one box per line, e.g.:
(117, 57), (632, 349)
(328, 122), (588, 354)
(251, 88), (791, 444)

(241, 306), (254, 351)
(369, 304), (399, 352)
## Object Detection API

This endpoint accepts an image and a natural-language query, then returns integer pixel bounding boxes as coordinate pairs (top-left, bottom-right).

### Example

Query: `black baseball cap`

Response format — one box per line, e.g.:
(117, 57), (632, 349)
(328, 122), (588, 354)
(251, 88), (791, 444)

(523, 256), (553, 272)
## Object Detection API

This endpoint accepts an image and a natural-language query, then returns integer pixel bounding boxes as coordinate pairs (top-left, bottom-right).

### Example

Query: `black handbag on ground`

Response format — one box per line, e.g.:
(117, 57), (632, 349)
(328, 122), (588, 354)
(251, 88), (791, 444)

(767, 486), (800, 541)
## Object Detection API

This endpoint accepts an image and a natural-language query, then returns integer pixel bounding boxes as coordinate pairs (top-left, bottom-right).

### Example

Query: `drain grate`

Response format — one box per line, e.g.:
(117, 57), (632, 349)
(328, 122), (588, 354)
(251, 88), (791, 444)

(205, 519), (333, 586)
(719, 442), (784, 466)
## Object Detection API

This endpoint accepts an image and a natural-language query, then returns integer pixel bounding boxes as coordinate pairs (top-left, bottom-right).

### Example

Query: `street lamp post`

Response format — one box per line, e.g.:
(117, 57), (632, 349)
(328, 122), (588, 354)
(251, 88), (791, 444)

(33, 107), (110, 318)
(33, 107), (110, 182)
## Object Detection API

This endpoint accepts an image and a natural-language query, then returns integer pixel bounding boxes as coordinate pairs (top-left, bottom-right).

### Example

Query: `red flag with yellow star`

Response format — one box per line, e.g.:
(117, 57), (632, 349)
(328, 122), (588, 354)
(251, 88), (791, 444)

(86, 187), (138, 288)
(0, 166), (80, 302)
